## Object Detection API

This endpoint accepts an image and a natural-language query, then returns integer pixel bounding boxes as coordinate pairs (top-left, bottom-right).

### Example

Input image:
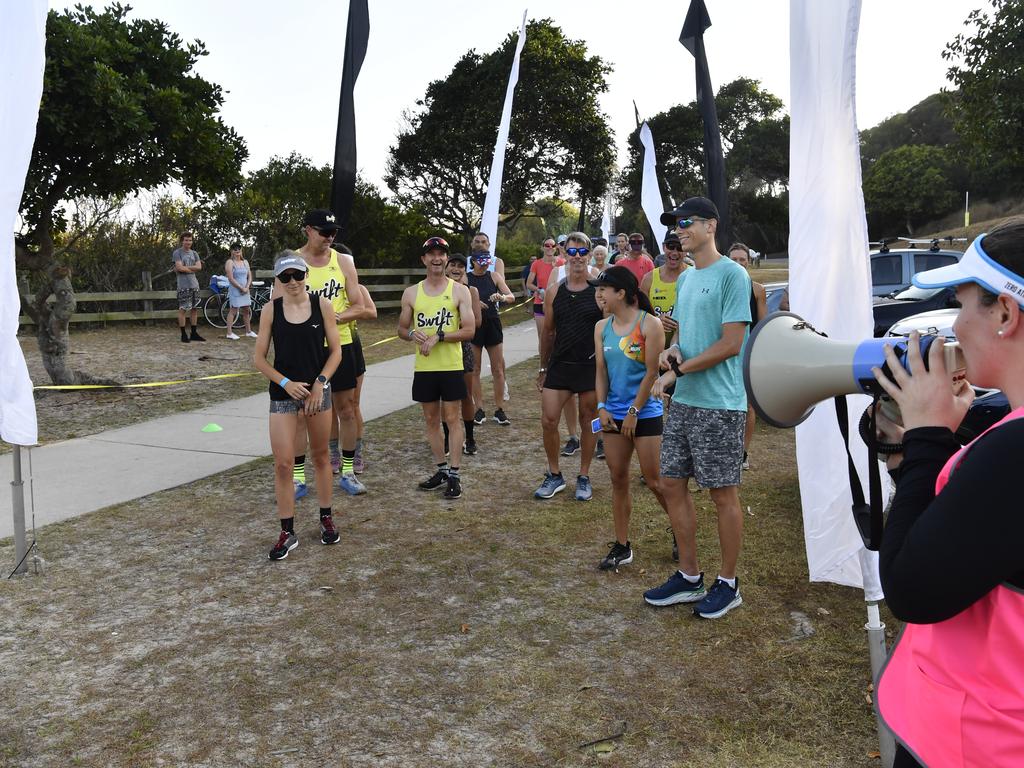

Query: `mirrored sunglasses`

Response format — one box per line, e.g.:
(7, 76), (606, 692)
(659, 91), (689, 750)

(566, 247), (590, 257)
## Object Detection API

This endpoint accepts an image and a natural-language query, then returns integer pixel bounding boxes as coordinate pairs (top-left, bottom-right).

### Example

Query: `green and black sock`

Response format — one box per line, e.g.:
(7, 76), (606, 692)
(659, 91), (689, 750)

(293, 455), (305, 485)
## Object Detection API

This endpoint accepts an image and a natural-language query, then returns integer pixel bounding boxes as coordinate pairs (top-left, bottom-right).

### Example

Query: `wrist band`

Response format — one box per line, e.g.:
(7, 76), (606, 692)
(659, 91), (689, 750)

(279, 376), (290, 388)
(597, 402), (606, 410)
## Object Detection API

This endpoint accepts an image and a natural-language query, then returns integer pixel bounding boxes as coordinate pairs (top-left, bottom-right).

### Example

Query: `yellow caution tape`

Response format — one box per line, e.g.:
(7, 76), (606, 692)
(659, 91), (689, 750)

(34, 372), (260, 391)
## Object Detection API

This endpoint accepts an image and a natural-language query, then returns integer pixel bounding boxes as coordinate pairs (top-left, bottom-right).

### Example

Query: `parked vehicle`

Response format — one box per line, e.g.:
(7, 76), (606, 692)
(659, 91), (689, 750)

(872, 285), (960, 337)
(883, 307), (959, 339)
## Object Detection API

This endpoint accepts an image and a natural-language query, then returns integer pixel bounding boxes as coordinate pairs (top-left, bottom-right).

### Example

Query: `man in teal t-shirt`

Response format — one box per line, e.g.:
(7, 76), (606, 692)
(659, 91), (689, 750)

(642, 197), (751, 621)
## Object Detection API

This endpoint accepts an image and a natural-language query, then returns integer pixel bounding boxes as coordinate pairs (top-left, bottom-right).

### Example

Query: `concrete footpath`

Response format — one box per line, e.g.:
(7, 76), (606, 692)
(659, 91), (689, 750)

(1, 319), (540, 540)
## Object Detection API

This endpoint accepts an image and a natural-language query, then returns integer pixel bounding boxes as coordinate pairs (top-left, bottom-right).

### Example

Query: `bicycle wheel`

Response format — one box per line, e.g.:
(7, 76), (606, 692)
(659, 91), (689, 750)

(251, 288), (271, 321)
(221, 298), (248, 329)
(204, 294), (228, 328)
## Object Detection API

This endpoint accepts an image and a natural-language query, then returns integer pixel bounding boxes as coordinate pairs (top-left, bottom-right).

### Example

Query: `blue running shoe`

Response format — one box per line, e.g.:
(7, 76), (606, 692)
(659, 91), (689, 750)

(339, 473), (367, 496)
(293, 481), (308, 501)
(534, 472), (566, 499)
(643, 571), (706, 607)
(575, 474), (592, 501)
(694, 578), (743, 619)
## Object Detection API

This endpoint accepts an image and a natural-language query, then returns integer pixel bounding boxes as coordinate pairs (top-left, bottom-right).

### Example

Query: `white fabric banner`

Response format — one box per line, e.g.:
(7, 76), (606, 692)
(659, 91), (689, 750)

(789, 0), (884, 600)
(0, 0), (46, 447)
(480, 10), (527, 271)
(639, 122), (668, 248)
(600, 195), (611, 247)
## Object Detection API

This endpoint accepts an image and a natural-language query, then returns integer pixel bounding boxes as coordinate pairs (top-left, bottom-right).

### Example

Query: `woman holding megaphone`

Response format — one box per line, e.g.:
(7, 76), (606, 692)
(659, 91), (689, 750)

(870, 218), (1024, 768)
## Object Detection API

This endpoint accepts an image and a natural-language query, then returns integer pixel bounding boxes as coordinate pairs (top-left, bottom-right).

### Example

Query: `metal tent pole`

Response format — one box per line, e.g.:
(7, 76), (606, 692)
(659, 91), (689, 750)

(10, 445), (28, 575)
(866, 601), (895, 767)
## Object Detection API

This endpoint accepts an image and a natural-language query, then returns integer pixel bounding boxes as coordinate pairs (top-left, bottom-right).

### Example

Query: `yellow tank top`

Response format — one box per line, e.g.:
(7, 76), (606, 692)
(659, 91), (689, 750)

(304, 249), (353, 345)
(649, 267), (681, 344)
(413, 279), (462, 372)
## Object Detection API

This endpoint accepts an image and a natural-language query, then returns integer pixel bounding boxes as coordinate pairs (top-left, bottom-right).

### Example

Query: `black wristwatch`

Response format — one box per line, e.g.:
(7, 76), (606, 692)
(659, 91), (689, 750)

(316, 374), (328, 385)
(437, 329), (446, 342)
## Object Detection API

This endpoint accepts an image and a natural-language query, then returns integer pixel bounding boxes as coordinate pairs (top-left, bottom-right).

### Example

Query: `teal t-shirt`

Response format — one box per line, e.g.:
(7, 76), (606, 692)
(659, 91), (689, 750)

(671, 256), (751, 411)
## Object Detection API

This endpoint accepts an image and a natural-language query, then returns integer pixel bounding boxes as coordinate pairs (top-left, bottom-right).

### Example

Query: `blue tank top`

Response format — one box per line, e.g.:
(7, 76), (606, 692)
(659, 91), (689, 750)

(601, 312), (663, 420)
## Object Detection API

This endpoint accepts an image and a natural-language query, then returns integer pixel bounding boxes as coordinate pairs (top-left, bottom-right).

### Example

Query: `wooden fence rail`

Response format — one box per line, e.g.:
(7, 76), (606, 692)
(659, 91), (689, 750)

(17, 268), (527, 326)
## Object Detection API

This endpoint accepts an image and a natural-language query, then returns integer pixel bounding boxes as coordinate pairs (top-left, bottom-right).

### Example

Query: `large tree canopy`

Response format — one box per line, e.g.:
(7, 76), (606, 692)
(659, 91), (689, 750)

(385, 19), (615, 246)
(863, 145), (958, 234)
(17, 4), (246, 384)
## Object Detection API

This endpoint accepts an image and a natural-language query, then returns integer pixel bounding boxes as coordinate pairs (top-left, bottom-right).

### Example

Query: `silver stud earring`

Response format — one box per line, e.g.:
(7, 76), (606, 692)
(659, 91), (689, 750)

(997, 329), (1005, 337)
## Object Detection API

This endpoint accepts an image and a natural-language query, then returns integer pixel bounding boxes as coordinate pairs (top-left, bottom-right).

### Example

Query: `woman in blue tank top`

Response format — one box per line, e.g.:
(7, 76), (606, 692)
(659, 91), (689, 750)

(591, 266), (673, 571)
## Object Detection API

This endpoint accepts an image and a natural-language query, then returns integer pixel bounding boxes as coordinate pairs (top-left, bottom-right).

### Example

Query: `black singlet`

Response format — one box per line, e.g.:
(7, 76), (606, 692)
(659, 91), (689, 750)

(467, 271), (500, 320)
(550, 279), (602, 365)
(269, 295), (327, 401)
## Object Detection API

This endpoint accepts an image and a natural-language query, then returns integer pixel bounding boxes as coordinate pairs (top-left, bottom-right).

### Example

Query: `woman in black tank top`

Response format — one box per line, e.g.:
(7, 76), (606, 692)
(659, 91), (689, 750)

(254, 254), (342, 561)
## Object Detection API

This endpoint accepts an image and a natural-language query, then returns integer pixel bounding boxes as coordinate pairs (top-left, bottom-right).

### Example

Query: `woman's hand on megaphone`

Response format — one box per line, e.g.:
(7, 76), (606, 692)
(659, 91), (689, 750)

(871, 332), (975, 432)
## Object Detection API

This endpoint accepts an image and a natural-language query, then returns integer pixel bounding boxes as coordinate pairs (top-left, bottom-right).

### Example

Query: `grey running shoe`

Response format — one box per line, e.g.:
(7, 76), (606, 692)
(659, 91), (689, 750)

(534, 472), (566, 499)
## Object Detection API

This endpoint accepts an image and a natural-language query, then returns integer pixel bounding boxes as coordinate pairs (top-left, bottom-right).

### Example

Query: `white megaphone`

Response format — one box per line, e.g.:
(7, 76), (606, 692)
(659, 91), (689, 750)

(743, 312), (965, 428)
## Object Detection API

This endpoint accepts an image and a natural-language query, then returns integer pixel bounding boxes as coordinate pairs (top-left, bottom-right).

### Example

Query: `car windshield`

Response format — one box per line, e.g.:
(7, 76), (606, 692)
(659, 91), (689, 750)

(893, 285), (942, 301)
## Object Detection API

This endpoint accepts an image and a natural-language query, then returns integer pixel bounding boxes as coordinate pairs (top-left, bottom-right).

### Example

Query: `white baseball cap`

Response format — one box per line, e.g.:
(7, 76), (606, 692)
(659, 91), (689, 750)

(913, 233), (1024, 307)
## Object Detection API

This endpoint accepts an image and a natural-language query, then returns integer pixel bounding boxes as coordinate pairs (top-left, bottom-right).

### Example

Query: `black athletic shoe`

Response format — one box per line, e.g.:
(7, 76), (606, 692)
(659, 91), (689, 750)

(463, 440), (478, 455)
(560, 436), (580, 456)
(190, 330), (206, 342)
(443, 474), (462, 500)
(418, 468), (448, 491)
(493, 408), (510, 426)
(180, 330), (190, 343)
(473, 408), (486, 425)
(269, 531), (298, 560)
(595, 438), (605, 460)
(320, 515), (340, 545)
(599, 541), (633, 570)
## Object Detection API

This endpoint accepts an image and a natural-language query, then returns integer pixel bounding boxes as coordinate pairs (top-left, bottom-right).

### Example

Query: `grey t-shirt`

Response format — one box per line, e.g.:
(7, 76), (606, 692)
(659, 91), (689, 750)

(173, 248), (200, 290)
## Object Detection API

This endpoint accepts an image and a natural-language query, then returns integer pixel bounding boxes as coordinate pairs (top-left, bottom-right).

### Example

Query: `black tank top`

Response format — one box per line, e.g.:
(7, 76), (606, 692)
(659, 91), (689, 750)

(551, 280), (602, 365)
(750, 286), (759, 325)
(269, 295), (327, 400)
(467, 271), (499, 319)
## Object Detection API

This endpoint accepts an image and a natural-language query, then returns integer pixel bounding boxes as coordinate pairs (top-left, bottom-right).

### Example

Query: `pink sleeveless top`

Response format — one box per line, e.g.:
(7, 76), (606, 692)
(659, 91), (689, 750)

(876, 406), (1024, 767)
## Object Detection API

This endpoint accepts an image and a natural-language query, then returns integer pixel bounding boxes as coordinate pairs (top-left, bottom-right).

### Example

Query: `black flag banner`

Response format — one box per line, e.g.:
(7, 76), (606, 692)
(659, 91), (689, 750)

(330, 0), (369, 236)
(680, 0), (731, 246)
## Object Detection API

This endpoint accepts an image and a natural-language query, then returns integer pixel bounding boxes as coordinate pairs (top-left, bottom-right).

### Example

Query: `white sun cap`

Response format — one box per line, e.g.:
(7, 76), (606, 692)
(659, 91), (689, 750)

(912, 233), (1024, 307)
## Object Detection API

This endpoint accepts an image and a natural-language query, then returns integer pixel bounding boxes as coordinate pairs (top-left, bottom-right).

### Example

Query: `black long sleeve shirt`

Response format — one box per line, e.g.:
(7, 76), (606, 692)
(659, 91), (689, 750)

(880, 420), (1024, 624)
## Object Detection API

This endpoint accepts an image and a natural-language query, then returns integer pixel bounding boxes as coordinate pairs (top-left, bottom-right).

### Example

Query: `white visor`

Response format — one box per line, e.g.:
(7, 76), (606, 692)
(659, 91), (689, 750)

(913, 233), (1024, 307)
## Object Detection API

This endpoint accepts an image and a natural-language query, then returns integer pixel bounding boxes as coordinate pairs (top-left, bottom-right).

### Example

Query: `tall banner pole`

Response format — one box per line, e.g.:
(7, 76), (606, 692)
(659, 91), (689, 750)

(790, 1), (892, 763)
(330, 0), (370, 236)
(1, 1), (46, 575)
(480, 10), (527, 270)
(680, 0), (731, 248)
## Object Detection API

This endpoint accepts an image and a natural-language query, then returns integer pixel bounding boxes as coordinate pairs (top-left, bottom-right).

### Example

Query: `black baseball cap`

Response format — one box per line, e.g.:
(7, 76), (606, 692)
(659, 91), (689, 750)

(422, 236), (450, 254)
(660, 196), (719, 226)
(663, 233), (681, 245)
(446, 252), (467, 266)
(303, 209), (340, 231)
(588, 265), (638, 291)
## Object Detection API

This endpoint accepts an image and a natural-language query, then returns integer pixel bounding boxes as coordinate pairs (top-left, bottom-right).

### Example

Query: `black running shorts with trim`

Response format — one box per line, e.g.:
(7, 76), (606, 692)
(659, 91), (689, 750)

(330, 342), (358, 391)
(542, 360), (596, 394)
(350, 335), (366, 377)
(412, 370), (468, 403)
(471, 315), (503, 349)
(608, 415), (663, 438)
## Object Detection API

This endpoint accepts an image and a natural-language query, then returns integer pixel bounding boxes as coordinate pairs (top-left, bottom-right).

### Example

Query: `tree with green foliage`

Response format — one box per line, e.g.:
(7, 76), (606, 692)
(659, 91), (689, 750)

(944, 0), (1024, 174)
(862, 145), (958, 234)
(16, 4), (246, 384)
(385, 19), (614, 247)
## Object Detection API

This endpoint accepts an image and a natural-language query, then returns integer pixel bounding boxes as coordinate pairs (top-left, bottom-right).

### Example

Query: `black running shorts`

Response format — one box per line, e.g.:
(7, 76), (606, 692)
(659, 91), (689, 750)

(330, 342), (358, 391)
(351, 336), (366, 377)
(471, 315), (503, 349)
(542, 360), (596, 394)
(412, 370), (467, 403)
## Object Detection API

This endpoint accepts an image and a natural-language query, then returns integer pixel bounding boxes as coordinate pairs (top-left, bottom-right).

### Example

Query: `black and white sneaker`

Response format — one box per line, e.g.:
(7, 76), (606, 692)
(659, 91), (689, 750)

(463, 440), (478, 456)
(418, 468), (448, 491)
(443, 474), (463, 500)
(599, 541), (633, 570)
(320, 515), (341, 545)
(493, 408), (511, 426)
(560, 436), (580, 456)
(473, 408), (486, 425)
(269, 531), (298, 560)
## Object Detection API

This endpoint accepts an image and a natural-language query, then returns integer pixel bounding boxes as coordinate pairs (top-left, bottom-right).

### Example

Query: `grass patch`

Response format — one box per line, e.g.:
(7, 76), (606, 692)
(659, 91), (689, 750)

(0, 354), (892, 767)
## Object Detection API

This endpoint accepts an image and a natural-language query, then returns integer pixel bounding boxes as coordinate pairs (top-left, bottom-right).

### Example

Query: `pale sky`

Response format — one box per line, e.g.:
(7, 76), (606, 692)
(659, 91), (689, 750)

(56, 0), (982, 197)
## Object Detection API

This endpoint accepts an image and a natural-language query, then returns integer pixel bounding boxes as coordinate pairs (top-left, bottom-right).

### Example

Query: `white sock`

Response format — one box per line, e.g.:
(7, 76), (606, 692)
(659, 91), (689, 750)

(677, 570), (701, 583)
(719, 575), (737, 589)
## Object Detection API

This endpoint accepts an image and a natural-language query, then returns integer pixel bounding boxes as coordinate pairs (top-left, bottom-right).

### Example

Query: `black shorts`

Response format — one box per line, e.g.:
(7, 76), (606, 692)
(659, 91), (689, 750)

(609, 415), (664, 438)
(412, 370), (467, 403)
(329, 342), (358, 392)
(472, 315), (503, 349)
(350, 335), (366, 377)
(543, 360), (596, 394)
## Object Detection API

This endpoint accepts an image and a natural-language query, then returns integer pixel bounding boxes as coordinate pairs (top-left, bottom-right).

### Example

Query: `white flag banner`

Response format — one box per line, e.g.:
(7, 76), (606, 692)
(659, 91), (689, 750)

(639, 122), (668, 247)
(0, 0), (46, 447)
(480, 10), (527, 271)
(601, 195), (611, 247)
(789, 0), (884, 600)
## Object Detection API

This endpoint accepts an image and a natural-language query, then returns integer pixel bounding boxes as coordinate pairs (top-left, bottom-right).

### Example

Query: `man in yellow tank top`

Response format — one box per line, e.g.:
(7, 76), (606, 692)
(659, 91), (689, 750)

(398, 236), (476, 500)
(297, 209), (367, 496)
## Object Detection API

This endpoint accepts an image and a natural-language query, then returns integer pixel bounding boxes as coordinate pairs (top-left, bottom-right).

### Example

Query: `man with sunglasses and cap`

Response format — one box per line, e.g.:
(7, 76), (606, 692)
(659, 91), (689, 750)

(399, 236), (476, 500)
(619, 233), (655, 284)
(467, 248), (515, 426)
(644, 197), (751, 620)
(296, 209), (367, 497)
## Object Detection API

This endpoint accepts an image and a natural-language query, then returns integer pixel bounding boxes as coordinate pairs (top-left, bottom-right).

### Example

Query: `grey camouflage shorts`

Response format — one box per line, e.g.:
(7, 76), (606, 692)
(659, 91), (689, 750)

(177, 287), (201, 311)
(660, 400), (745, 488)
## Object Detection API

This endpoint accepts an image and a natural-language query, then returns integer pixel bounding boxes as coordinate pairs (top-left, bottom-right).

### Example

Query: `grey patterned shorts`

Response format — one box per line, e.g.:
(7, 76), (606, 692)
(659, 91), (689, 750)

(269, 388), (331, 414)
(660, 401), (745, 488)
(177, 287), (201, 311)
